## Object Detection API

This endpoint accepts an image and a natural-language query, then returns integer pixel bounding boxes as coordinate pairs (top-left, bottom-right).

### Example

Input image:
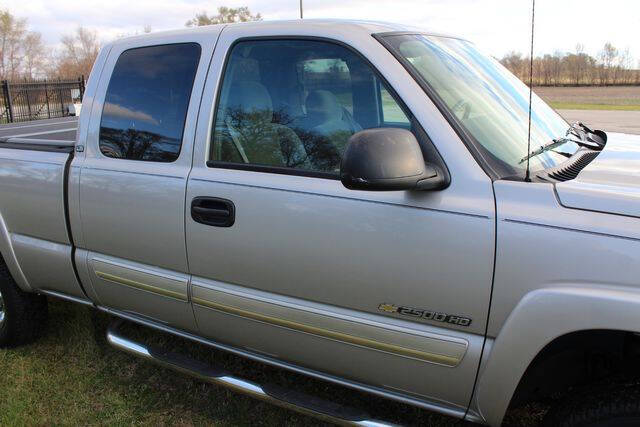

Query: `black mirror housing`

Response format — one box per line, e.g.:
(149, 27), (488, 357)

(340, 128), (447, 191)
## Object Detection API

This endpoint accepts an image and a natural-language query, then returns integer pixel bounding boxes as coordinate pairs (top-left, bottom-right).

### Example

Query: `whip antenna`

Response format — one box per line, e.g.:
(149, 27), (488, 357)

(525, 0), (536, 182)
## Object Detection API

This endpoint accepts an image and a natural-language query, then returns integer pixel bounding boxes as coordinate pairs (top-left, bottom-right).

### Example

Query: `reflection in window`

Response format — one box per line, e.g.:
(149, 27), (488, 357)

(301, 58), (353, 114)
(210, 39), (411, 174)
(99, 43), (201, 162)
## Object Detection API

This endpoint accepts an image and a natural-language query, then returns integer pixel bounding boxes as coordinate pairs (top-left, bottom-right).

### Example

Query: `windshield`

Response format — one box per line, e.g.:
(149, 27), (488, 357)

(382, 34), (578, 176)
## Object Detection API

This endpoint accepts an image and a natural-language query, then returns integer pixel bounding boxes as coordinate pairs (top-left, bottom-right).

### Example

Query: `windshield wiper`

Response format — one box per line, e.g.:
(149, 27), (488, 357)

(519, 138), (576, 164)
(567, 122), (606, 149)
(519, 128), (607, 164)
(567, 122), (587, 139)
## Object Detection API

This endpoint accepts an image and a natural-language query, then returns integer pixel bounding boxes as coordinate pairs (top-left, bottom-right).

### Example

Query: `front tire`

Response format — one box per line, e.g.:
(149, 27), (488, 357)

(543, 384), (640, 427)
(0, 259), (48, 347)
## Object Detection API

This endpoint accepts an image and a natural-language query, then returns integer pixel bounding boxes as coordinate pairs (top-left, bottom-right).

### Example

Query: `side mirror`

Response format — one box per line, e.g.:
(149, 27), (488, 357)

(340, 128), (447, 191)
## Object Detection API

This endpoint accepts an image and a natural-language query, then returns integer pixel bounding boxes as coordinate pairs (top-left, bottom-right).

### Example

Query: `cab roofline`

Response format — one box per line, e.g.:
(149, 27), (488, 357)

(111, 19), (464, 44)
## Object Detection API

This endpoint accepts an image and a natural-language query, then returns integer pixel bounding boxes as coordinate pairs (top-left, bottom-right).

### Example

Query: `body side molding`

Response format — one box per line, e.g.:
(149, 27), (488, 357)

(192, 282), (468, 367)
(96, 271), (188, 301)
(89, 256), (189, 302)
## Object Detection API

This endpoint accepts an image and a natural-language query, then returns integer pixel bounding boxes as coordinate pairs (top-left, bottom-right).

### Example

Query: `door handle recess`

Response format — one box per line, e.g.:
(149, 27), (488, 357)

(191, 197), (235, 227)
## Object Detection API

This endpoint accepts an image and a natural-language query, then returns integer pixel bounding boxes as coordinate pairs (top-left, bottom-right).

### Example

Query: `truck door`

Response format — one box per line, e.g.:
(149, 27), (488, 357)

(184, 27), (496, 414)
(76, 32), (218, 331)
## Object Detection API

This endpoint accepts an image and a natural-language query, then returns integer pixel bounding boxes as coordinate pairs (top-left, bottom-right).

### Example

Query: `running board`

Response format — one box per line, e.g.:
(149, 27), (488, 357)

(107, 320), (394, 426)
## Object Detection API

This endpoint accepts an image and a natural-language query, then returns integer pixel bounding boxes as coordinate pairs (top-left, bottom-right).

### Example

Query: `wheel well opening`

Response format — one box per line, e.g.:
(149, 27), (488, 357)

(509, 329), (640, 409)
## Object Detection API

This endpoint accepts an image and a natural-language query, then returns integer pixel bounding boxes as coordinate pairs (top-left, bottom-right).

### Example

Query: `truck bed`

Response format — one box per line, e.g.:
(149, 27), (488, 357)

(0, 117), (77, 152)
(0, 116), (78, 294)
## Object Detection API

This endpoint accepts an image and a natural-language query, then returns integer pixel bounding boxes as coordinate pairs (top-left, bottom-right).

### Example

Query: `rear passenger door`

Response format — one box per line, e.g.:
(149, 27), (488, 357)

(76, 33), (218, 331)
(186, 28), (495, 413)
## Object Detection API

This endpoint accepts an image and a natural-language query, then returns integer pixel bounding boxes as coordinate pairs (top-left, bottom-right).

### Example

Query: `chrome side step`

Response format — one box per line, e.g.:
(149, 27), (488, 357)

(107, 320), (394, 427)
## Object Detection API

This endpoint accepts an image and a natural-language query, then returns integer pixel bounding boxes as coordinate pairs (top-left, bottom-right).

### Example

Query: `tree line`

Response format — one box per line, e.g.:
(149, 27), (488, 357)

(0, 7), (262, 82)
(500, 43), (639, 86)
(0, 10), (101, 80)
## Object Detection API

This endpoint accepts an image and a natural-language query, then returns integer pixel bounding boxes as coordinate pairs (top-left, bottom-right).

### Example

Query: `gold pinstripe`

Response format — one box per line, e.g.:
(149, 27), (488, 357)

(192, 297), (461, 366)
(95, 271), (188, 301)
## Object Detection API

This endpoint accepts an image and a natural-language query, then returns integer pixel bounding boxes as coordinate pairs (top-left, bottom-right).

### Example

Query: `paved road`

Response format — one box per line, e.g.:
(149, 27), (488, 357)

(0, 116), (78, 142)
(558, 109), (640, 135)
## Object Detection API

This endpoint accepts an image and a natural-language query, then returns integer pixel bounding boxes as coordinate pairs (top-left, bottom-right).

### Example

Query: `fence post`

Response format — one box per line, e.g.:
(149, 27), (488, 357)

(58, 79), (65, 116)
(44, 79), (51, 119)
(25, 81), (33, 120)
(79, 75), (85, 100)
(2, 80), (13, 123)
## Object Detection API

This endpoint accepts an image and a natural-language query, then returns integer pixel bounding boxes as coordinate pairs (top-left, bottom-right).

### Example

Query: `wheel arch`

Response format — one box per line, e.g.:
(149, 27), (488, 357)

(0, 211), (31, 292)
(474, 286), (640, 426)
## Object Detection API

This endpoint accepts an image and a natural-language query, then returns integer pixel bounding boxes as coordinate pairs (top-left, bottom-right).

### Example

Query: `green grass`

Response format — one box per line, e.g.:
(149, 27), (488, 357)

(0, 300), (319, 425)
(549, 102), (640, 111)
(0, 299), (545, 426)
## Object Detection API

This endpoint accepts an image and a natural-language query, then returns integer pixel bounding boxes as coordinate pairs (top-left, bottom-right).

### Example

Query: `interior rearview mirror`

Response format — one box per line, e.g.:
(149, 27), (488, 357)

(340, 128), (447, 191)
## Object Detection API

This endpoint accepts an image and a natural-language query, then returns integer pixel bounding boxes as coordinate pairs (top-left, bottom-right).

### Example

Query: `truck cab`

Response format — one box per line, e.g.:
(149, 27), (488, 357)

(73, 20), (493, 419)
(2, 20), (640, 427)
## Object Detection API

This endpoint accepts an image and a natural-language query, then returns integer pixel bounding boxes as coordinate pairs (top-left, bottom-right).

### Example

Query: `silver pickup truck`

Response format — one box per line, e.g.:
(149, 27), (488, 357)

(1, 19), (640, 427)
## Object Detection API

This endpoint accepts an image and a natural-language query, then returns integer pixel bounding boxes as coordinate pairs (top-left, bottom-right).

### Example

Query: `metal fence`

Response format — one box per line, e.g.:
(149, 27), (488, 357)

(0, 77), (85, 123)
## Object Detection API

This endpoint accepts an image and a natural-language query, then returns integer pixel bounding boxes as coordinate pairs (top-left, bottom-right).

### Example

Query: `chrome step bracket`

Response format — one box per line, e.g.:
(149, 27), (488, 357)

(107, 320), (395, 427)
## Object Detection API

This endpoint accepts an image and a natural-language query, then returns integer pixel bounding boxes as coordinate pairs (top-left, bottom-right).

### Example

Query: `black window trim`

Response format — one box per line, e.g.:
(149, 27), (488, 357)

(98, 42), (202, 163)
(206, 35), (450, 182)
(373, 31), (503, 181)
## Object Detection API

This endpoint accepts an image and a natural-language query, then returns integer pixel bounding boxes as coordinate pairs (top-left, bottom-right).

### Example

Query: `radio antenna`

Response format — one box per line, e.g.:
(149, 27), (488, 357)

(524, 0), (536, 182)
(299, 0), (304, 19)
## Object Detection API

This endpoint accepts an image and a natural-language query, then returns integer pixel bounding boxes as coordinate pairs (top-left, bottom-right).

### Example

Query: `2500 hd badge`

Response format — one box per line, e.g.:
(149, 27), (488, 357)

(378, 303), (472, 327)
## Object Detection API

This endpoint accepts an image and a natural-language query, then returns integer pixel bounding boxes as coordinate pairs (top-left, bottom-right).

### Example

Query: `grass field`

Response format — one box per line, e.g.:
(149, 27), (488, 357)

(535, 86), (640, 111)
(0, 298), (546, 426)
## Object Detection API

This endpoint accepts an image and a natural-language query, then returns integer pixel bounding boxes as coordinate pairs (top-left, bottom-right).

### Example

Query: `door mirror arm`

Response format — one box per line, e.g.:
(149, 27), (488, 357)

(416, 163), (447, 191)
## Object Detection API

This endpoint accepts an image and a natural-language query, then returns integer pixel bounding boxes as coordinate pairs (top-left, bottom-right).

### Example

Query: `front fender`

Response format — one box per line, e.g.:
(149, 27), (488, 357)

(475, 286), (640, 426)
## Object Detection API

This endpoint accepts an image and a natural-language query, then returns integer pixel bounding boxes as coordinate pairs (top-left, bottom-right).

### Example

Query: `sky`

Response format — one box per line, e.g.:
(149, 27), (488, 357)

(9, 0), (640, 61)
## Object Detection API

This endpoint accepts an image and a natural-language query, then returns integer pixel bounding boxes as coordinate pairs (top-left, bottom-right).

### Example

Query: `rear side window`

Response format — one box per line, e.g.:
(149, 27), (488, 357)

(99, 43), (201, 162)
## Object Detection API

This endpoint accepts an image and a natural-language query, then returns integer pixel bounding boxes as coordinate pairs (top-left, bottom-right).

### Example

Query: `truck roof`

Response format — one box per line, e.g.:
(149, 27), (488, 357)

(113, 19), (458, 44)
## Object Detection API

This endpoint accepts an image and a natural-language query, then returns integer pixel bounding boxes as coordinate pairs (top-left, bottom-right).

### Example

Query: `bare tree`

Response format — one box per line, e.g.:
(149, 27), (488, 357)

(537, 54), (550, 85)
(186, 6), (262, 27)
(618, 48), (632, 84)
(22, 31), (45, 79)
(500, 51), (525, 80)
(549, 51), (564, 85)
(599, 42), (618, 85)
(564, 44), (592, 85)
(115, 25), (153, 39)
(0, 10), (26, 80)
(56, 27), (100, 78)
(532, 56), (544, 85)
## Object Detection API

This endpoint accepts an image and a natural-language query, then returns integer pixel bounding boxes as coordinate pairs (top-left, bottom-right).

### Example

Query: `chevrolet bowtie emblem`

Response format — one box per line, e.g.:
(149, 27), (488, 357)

(378, 303), (399, 313)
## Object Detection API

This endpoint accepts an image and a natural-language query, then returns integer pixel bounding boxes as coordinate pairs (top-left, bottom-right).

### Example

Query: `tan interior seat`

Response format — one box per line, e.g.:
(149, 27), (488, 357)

(222, 81), (311, 169)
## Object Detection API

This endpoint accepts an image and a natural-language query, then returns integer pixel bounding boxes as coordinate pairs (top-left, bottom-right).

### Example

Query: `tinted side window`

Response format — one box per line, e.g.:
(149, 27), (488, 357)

(99, 43), (201, 162)
(210, 39), (411, 175)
